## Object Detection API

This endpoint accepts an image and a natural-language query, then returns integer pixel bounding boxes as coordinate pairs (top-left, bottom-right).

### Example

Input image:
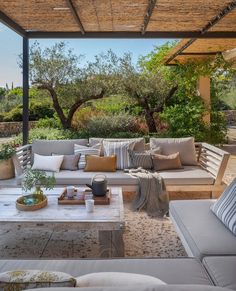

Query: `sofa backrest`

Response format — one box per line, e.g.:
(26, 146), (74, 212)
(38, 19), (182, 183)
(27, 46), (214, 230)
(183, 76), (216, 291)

(32, 139), (88, 156)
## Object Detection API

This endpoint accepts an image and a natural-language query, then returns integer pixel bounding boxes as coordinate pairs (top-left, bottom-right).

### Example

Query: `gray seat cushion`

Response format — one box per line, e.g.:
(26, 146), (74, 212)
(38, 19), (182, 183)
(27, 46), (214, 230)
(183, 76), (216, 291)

(170, 200), (236, 260)
(25, 286), (230, 291)
(52, 166), (214, 186)
(203, 256), (236, 290)
(0, 258), (213, 286)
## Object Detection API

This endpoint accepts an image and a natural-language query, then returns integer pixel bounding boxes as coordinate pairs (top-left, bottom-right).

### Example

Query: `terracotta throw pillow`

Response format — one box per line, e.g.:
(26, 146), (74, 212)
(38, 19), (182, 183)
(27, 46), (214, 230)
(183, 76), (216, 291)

(152, 152), (183, 171)
(84, 155), (117, 172)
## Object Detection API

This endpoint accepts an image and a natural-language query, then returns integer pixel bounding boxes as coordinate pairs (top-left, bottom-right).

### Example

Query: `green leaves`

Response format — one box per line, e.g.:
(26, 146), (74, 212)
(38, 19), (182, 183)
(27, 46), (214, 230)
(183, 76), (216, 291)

(22, 169), (56, 192)
(0, 143), (16, 161)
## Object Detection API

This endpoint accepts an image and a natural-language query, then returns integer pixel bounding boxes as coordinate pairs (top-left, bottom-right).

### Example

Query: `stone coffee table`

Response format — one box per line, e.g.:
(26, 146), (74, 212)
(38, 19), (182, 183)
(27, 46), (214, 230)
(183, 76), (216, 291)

(0, 186), (125, 257)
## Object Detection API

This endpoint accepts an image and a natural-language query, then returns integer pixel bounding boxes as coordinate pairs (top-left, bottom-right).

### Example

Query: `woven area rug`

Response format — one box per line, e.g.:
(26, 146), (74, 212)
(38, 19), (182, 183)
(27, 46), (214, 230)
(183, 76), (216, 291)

(0, 202), (186, 259)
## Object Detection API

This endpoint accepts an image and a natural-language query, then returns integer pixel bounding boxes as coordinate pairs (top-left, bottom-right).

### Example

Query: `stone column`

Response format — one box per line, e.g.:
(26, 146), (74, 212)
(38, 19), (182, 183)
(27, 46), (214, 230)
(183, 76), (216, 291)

(197, 76), (211, 124)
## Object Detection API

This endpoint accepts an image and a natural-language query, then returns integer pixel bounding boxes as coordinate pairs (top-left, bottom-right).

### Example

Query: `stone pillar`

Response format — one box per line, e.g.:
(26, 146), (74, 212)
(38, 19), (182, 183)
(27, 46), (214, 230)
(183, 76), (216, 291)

(197, 76), (211, 124)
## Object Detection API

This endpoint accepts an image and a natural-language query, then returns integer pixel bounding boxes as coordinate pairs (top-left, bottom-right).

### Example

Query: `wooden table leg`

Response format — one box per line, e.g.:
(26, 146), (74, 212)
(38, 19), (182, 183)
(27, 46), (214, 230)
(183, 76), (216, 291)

(99, 230), (124, 258)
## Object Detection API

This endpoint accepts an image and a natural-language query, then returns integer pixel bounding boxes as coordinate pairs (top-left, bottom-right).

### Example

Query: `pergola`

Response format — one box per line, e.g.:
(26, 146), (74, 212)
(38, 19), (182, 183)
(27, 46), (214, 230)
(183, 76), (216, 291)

(0, 0), (236, 144)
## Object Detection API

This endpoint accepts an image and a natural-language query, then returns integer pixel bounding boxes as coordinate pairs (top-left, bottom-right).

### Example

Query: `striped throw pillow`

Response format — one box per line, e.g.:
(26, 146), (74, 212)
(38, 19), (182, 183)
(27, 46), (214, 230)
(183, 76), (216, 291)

(74, 143), (101, 169)
(211, 178), (236, 235)
(103, 140), (135, 170)
(128, 148), (161, 170)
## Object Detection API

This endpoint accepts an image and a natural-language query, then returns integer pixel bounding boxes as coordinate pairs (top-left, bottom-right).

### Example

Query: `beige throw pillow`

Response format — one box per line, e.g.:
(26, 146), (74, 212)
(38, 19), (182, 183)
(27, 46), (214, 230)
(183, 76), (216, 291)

(76, 272), (166, 287)
(152, 152), (183, 171)
(150, 137), (197, 166)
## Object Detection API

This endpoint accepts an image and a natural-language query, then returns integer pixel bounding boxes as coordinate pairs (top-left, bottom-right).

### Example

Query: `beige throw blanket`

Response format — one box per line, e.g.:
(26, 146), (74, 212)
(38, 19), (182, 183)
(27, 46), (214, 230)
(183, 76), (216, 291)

(128, 168), (169, 218)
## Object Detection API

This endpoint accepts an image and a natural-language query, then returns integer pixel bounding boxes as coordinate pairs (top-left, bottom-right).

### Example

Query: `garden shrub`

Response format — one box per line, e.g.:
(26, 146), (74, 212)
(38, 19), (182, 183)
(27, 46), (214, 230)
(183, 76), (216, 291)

(14, 127), (88, 145)
(84, 113), (145, 138)
(36, 116), (62, 129)
(160, 98), (227, 144)
(3, 101), (54, 122)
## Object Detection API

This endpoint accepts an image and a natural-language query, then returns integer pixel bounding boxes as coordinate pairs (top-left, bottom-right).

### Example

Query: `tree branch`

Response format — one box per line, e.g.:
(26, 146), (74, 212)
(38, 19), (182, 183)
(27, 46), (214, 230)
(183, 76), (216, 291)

(150, 85), (178, 113)
(66, 90), (105, 126)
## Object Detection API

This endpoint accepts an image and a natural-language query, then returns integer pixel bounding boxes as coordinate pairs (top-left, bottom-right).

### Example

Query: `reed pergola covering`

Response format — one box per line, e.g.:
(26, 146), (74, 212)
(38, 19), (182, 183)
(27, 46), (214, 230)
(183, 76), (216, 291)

(1, 0), (236, 144)
(0, 0), (236, 38)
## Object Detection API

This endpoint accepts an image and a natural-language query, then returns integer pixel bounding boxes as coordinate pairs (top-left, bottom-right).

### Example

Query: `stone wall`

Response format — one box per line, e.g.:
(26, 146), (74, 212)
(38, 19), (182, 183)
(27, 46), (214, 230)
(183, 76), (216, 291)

(222, 110), (236, 125)
(0, 121), (37, 137)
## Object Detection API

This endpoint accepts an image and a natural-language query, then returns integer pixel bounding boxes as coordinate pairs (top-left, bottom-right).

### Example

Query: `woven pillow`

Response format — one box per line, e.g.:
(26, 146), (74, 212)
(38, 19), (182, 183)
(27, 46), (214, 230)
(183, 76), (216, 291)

(152, 152), (183, 171)
(76, 272), (165, 287)
(211, 177), (236, 235)
(128, 148), (161, 169)
(52, 154), (80, 171)
(74, 143), (101, 169)
(103, 140), (135, 170)
(0, 269), (76, 290)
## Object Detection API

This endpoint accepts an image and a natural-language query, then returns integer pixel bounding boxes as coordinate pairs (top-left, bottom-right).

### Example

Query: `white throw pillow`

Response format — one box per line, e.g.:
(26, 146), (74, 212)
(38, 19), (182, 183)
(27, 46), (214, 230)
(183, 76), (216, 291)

(103, 140), (136, 170)
(31, 153), (64, 172)
(76, 272), (166, 287)
(74, 143), (101, 169)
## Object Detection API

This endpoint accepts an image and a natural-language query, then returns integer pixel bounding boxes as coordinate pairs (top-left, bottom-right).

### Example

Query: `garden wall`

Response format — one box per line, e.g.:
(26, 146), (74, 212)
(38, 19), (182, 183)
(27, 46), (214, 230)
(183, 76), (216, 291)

(222, 110), (236, 125)
(0, 121), (37, 137)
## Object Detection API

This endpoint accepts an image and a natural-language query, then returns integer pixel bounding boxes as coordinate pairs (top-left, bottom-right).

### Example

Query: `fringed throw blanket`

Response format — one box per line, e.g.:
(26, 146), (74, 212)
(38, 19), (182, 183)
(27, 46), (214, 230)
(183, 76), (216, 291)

(128, 168), (169, 218)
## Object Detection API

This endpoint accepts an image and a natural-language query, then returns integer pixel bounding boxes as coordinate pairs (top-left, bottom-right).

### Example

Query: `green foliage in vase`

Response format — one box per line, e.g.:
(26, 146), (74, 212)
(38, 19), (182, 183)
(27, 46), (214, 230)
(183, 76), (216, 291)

(0, 143), (16, 161)
(22, 169), (55, 192)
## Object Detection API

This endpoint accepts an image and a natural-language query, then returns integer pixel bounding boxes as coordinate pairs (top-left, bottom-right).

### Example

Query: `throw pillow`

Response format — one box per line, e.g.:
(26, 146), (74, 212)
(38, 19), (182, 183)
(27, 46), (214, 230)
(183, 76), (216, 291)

(211, 177), (236, 235)
(52, 154), (80, 171)
(74, 143), (101, 169)
(103, 140), (135, 170)
(89, 138), (145, 155)
(76, 272), (166, 287)
(150, 137), (197, 166)
(0, 269), (76, 289)
(128, 148), (161, 170)
(84, 155), (117, 172)
(152, 152), (183, 171)
(31, 153), (64, 172)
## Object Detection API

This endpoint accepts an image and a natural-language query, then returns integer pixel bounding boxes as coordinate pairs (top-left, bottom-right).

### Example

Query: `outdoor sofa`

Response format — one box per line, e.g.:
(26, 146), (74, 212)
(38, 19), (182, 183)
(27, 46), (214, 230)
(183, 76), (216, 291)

(14, 137), (230, 198)
(0, 257), (234, 290)
(169, 187), (236, 290)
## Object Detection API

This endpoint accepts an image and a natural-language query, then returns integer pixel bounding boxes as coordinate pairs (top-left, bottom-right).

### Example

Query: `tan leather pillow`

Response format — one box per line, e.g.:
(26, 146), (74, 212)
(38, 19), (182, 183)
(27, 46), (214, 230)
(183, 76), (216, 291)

(152, 152), (183, 171)
(84, 155), (117, 172)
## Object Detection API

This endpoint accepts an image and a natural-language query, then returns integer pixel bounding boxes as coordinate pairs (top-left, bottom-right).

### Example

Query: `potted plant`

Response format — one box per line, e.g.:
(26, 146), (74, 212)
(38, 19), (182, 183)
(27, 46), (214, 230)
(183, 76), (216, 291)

(22, 169), (56, 202)
(0, 143), (16, 180)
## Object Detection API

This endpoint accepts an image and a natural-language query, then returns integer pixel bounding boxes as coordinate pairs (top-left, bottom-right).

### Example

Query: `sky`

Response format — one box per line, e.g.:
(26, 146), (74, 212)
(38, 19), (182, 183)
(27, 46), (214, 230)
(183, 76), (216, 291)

(0, 23), (173, 88)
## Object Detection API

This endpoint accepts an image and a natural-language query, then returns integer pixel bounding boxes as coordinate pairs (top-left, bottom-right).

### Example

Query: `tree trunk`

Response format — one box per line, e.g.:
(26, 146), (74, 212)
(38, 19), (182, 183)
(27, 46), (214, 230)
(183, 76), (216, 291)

(144, 110), (157, 133)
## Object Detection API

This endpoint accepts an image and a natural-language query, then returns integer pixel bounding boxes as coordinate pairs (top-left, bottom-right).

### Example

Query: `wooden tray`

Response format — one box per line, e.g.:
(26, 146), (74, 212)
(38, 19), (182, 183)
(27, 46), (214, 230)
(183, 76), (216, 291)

(58, 188), (111, 205)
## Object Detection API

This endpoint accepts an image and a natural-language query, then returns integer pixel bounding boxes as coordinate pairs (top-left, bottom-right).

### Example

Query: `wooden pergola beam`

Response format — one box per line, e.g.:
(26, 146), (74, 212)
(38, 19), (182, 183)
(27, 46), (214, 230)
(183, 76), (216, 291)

(26, 31), (236, 39)
(141, 0), (157, 35)
(0, 10), (26, 37)
(66, 0), (85, 34)
(165, 0), (236, 64)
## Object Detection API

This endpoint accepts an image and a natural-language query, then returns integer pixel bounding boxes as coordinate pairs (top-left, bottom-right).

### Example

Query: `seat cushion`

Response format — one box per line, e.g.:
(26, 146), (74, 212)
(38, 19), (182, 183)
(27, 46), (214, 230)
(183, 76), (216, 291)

(157, 166), (214, 185)
(0, 258), (213, 286)
(203, 256), (236, 290)
(32, 139), (88, 156)
(52, 166), (214, 186)
(53, 170), (138, 185)
(170, 200), (236, 260)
